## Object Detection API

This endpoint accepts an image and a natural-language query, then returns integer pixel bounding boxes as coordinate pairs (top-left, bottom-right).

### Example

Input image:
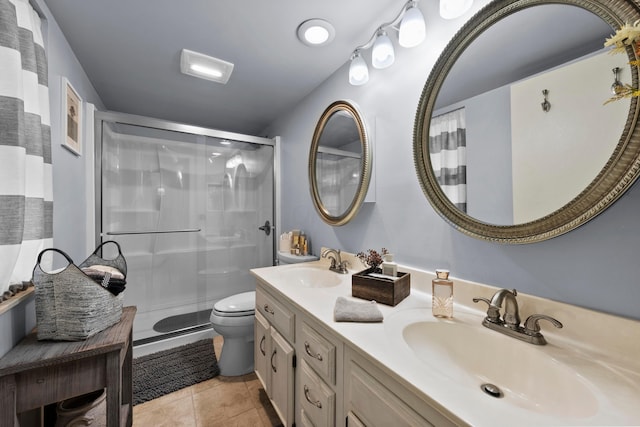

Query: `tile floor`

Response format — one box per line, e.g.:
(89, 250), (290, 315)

(132, 336), (283, 427)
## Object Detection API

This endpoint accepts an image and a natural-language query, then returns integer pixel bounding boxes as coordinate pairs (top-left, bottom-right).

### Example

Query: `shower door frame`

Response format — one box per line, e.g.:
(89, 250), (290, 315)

(93, 110), (278, 263)
(93, 111), (278, 349)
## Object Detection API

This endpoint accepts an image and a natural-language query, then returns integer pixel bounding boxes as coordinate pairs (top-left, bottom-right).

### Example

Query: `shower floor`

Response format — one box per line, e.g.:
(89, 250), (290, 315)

(153, 309), (213, 333)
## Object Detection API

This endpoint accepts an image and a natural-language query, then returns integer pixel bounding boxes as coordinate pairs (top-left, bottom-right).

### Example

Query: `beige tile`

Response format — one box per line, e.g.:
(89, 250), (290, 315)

(213, 335), (223, 359)
(190, 376), (224, 394)
(133, 392), (195, 427)
(225, 408), (265, 427)
(134, 386), (192, 412)
(193, 380), (254, 424)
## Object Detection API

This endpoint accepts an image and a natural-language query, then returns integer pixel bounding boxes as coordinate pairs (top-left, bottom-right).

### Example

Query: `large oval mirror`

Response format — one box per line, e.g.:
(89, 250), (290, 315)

(309, 100), (372, 226)
(414, 0), (640, 243)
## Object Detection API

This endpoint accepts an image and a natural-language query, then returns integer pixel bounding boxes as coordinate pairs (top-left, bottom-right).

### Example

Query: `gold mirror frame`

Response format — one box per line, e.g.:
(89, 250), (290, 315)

(309, 100), (372, 226)
(414, 0), (640, 244)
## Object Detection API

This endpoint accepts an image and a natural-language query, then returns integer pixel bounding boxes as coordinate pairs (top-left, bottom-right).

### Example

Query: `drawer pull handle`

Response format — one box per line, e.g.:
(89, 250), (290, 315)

(304, 342), (323, 361)
(36, 378), (45, 384)
(260, 335), (266, 356)
(271, 349), (277, 373)
(304, 385), (322, 409)
(264, 304), (275, 315)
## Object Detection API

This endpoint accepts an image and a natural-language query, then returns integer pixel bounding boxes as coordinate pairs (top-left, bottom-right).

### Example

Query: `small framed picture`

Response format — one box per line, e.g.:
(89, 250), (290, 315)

(61, 77), (82, 156)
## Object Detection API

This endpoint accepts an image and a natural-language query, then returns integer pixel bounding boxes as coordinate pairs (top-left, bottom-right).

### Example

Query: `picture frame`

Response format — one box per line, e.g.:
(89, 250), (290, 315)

(61, 77), (82, 156)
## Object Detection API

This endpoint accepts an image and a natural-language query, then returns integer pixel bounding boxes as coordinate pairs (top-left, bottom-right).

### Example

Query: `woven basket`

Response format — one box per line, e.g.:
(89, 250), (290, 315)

(78, 240), (127, 277)
(32, 248), (123, 341)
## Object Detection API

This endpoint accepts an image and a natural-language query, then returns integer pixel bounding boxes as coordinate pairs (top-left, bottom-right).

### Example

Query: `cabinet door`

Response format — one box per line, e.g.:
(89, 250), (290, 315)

(254, 311), (270, 393)
(270, 328), (295, 426)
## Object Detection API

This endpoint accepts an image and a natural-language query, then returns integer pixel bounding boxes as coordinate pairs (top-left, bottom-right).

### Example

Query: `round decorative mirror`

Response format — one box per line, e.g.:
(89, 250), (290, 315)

(309, 100), (372, 226)
(414, 0), (640, 243)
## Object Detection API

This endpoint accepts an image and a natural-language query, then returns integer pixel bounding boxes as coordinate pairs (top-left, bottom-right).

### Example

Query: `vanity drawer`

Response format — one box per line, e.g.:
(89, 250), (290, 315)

(346, 360), (433, 427)
(300, 321), (336, 385)
(299, 360), (335, 427)
(256, 288), (295, 342)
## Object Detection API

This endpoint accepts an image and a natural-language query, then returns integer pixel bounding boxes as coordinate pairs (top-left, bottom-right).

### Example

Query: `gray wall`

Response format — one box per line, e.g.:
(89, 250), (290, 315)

(264, 1), (640, 320)
(0, 0), (105, 358)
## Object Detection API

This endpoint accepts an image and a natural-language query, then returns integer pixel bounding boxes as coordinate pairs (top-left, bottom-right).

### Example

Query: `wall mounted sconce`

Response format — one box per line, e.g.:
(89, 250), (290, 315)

(541, 89), (551, 112)
(348, 0), (426, 86)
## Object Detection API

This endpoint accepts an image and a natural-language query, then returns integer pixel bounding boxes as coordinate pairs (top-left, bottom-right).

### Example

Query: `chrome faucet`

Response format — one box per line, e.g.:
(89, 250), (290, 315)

(473, 289), (563, 345)
(321, 248), (349, 274)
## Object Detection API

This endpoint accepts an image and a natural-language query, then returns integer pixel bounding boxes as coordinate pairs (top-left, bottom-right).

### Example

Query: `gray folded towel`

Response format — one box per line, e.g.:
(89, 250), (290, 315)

(334, 296), (383, 323)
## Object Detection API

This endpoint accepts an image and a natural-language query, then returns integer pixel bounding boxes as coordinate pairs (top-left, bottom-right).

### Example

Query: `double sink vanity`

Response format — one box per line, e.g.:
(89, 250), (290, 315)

(251, 255), (640, 426)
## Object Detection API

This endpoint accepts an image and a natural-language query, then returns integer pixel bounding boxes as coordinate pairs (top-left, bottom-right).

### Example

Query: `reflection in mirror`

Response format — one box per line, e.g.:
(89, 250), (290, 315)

(414, 0), (640, 243)
(309, 101), (371, 226)
(434, 5), (628, 225)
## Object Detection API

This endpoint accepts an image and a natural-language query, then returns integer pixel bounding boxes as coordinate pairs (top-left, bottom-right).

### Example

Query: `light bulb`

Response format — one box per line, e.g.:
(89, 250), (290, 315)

(372, 30), (395, 69)
(304, 26), (330, 45)
(399, 4), (426, 48)
(349, 52), (369, 86)
(440, 0), (473, 19)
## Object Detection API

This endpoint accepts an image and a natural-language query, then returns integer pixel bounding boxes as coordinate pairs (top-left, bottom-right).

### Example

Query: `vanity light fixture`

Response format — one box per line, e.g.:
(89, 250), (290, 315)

(348, 0), (426, 85)
(349, 50), (370, 85)
(180, 49), (234, 84)
(372, 29), (395, 69)
(297, 19), (336, 47)
(440, 0), (474, 19)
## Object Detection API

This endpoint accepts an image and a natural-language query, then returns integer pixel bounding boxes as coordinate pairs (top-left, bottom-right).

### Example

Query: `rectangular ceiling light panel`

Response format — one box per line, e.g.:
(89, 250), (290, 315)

(180, 49), (234, 84)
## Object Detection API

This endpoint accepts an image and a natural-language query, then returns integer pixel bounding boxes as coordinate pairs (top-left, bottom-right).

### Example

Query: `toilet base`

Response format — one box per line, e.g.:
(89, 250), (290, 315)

(218, 335), (255, 376)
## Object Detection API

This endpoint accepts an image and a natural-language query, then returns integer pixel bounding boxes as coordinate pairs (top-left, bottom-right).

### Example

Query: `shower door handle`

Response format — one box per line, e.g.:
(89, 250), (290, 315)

(258, 220), (272, 236)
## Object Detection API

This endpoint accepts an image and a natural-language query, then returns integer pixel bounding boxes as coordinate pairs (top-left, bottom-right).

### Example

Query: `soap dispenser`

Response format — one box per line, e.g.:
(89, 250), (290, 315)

(432, 269), (453, 318)
(381, 253), (397, 277)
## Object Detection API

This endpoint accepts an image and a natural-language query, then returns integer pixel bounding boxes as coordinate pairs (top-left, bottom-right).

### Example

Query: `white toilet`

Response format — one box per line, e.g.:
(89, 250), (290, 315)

(210, 291), (256, 376)
(210, 252), (319, 376)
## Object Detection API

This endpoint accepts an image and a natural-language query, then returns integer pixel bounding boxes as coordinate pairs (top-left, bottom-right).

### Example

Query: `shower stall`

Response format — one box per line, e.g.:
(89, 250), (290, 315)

(94, 112), (275, 350)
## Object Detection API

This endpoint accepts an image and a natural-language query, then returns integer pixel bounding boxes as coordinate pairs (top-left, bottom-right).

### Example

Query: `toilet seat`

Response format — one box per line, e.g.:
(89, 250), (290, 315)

(212, 291), (255, 317)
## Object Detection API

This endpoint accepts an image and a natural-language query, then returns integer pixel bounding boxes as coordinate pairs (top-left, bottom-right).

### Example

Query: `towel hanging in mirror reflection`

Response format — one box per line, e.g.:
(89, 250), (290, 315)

(541, 89), (551, 112)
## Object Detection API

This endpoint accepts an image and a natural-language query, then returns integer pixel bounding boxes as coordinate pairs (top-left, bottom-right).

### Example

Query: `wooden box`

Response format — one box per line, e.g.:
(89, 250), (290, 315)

(351, 268), (410, 306)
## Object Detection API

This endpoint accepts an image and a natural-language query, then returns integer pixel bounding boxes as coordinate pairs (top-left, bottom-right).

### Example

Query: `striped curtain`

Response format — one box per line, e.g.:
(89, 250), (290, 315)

(0, 0), (53, 301)
(429, 108), (467, 212)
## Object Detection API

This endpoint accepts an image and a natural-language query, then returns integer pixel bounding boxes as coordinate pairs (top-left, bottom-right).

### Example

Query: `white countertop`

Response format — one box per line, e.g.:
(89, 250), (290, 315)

(251, 259), (640, 426)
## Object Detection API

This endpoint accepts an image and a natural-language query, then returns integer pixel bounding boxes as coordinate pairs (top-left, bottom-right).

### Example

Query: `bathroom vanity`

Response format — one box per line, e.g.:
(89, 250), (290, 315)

(251, 259), (640, 426)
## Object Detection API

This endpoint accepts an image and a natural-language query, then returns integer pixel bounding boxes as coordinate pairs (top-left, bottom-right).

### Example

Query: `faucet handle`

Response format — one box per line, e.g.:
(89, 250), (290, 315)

(472, 297), (501, 323)
(524, 314), (563, 335)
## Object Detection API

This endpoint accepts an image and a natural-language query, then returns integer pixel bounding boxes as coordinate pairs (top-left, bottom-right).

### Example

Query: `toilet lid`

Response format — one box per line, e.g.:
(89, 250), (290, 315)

(213, 291), (255, 317)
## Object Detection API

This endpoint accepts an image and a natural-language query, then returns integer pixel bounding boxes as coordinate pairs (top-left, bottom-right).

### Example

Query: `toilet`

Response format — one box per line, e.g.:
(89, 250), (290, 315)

(210, 291), (256, 376)
(210, 252), (319, 376)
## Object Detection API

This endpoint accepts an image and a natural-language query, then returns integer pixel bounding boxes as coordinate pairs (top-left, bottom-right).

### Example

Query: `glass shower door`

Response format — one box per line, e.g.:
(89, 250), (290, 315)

(99, 118), (274, 344)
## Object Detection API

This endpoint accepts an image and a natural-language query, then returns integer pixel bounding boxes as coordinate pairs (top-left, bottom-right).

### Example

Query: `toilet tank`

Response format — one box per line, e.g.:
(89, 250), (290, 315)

(277, 251), (319, 265)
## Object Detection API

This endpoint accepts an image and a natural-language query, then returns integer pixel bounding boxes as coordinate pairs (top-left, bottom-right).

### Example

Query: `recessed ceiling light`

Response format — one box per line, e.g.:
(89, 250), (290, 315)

(297, 19), (335, 47)
(180, 49), (234, 84)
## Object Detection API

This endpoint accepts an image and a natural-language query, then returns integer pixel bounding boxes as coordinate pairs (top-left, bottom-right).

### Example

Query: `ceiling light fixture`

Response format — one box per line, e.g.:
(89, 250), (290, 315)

(439, 0), (474, 19)
(297, 19), (336, 47)
(348, 0), (426, 86)
(180, 49), (234, 84)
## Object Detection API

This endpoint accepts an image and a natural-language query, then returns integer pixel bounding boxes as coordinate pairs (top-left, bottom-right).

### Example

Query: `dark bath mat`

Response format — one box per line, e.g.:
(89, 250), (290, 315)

(133, 339), (220, 405)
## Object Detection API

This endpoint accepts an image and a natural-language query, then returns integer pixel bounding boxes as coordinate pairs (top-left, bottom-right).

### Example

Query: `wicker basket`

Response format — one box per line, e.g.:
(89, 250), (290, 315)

(32, 248), (123, 341)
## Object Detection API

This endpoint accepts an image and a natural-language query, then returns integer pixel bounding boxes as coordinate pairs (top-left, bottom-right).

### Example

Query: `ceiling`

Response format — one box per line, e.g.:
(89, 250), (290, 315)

(42, 0), (405, 136)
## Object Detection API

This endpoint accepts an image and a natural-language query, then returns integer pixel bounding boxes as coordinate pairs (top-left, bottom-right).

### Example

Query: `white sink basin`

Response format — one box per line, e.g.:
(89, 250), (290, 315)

(402, 320), (599, 419)
(273, 265), (342, 288)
